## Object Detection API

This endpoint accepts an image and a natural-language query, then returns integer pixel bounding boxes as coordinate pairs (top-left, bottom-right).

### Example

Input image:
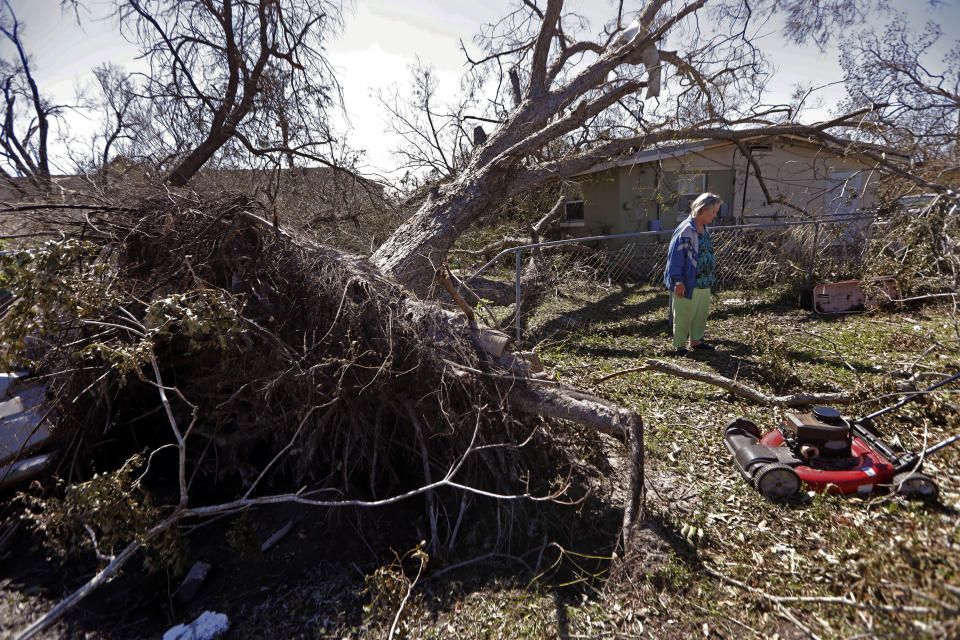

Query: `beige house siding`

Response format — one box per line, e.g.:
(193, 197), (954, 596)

(658, 147), (736, 229)
(576, 168), (620, 236)
(729, 140), (880, 220)
(564, 136), (891, 240)
(618, 164), (659, 230)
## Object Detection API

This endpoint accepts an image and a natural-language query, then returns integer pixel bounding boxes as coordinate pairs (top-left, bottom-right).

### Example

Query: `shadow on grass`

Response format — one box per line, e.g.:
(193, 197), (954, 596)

(521, 284), (671, 347)
(786, 346), (879, 378)
(674, 339), (875, 396)
(521, 284), (803, 355)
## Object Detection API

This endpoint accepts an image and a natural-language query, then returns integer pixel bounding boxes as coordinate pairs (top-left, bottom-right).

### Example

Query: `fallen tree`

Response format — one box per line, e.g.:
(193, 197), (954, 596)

(1, 192), (644, 639)
(370, 0), (939, 297)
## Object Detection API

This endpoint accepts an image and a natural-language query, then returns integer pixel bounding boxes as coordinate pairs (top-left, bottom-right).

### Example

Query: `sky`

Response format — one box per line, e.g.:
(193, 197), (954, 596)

(2, 0), (958, 179)
(327, 0), (858, 173)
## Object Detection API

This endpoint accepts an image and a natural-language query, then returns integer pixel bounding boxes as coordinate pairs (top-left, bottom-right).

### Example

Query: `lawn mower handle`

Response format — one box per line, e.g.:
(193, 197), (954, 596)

(857, 371), (960, 424)
(852, 371), (960, 474)
(889, 432), (960, 474)
(923, 433), (960, 456)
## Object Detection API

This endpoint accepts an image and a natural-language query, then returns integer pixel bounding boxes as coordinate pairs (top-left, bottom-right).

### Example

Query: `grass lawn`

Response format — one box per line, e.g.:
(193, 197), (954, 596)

(416, 282), (960, 639)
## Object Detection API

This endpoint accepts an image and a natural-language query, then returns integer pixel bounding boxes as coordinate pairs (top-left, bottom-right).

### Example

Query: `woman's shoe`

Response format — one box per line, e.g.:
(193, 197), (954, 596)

(676, 347), (689, 356)
(690, 342), (715, 351)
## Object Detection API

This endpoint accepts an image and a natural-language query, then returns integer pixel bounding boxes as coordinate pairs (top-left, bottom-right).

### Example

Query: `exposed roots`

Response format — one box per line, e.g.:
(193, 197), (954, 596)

(2, 192), (597, 537)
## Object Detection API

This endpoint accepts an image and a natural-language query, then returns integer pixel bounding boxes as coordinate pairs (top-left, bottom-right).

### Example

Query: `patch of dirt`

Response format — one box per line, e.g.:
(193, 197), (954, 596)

(609, 468), (703, 580)
(645, 468), (702, 518)
(0, 501), (424, 639)
(620, 519), (677, 577)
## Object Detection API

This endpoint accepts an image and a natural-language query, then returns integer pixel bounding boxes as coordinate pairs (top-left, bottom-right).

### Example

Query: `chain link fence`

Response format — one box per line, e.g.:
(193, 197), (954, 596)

(462, 215), (888, 341)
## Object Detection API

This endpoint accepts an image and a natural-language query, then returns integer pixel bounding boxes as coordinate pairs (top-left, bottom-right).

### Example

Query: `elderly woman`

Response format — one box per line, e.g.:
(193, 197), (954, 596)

(663, 192), (722, 355)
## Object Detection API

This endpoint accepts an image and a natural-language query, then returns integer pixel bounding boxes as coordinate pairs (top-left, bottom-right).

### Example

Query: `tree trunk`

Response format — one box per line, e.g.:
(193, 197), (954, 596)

(166, 134), (231, 187)
(372, 163), (511, 296)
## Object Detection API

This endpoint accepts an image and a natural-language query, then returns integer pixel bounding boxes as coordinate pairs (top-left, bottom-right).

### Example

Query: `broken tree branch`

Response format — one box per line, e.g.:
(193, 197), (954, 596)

(437, 266), (477, 328)
(599, 359), (853, 407)
(14, 513), (180, 640)
(704, 564), (937, 614)
(507, 380), (644, 542)
(387, 547), (427, 640)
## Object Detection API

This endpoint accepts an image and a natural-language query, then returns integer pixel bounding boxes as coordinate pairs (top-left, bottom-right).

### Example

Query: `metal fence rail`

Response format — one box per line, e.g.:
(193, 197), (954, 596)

(461, 215), (883, 341)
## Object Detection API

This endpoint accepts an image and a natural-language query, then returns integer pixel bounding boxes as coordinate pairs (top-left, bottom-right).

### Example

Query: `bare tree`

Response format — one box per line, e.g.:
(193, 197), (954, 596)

(839, 11), (960, 186)
(0, 1), (66, 194)
(370, 0), (934, 297)
(378, 62), (477, 184)
(114, 0), (346, 186)
(67, 62), (140, 186)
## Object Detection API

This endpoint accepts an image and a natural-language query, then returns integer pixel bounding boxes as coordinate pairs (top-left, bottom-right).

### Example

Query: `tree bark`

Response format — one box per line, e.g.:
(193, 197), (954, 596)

(603, 358), (854, 407)
(372, 163), (511, 296)
(166, 134), (233, 186)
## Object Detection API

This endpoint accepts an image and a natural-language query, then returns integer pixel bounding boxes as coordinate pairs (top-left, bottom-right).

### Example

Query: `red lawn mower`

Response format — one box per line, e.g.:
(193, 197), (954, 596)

(724, 372), (960, 500)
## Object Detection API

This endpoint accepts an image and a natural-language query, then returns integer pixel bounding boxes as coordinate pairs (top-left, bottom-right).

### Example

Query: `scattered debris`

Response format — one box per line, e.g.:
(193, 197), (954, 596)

(176, 562), (212, 603)
(515, 351), (545, 375)
(162, 611), (229, 640)
(261, 521), (294, 552)
(813, 276), (898, 313)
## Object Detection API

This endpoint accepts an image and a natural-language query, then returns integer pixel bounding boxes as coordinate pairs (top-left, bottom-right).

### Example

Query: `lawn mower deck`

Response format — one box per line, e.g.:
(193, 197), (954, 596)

(724, 412), (921, 499)
(724, 373), (960, 500)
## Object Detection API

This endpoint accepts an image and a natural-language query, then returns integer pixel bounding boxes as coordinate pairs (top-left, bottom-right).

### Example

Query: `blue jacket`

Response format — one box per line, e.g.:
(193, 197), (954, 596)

(663, 216), (701, 299)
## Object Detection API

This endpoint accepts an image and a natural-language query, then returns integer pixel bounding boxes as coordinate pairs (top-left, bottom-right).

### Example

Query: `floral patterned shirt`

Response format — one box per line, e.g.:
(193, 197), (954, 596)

(694, 229), (715, 289)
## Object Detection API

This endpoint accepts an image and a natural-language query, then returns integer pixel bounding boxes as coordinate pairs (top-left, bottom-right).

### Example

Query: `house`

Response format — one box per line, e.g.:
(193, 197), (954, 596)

(561, 135), (907, 242)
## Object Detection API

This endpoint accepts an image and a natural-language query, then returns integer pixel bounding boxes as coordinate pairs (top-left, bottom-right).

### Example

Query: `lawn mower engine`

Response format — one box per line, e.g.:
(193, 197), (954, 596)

(724, 405), (943, 500)
(780, 406), (852, 461)
(724, 373), (960, 501)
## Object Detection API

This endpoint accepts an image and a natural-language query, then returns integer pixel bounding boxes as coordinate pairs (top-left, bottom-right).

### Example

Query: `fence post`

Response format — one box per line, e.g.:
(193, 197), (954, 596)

(806, 221), (820, 293)
(515, 249), (522, 342)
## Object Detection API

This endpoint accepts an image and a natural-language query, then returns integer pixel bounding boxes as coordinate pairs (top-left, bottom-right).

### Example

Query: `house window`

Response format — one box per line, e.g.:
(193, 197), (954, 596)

(564, 200), (584, 222)
(676, 173), (706, 214)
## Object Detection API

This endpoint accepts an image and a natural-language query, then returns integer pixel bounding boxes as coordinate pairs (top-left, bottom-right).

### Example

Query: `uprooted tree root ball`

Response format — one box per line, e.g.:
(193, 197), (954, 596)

(3, 191), (602, 569)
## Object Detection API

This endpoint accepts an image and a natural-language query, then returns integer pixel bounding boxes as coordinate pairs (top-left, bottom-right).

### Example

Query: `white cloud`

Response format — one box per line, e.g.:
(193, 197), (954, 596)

(326, 1), (500, 173)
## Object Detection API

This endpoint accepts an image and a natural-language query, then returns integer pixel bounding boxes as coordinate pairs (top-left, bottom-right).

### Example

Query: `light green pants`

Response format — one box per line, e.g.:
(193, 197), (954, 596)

(672, 287), (711, 348)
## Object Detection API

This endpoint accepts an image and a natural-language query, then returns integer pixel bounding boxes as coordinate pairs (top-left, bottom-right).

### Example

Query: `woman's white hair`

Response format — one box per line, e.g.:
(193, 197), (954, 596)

(691, 192), (723, 216)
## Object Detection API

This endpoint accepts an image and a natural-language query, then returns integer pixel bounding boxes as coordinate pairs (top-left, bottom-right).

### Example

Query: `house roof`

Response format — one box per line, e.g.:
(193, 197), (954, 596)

(574, 134), (909, 177)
